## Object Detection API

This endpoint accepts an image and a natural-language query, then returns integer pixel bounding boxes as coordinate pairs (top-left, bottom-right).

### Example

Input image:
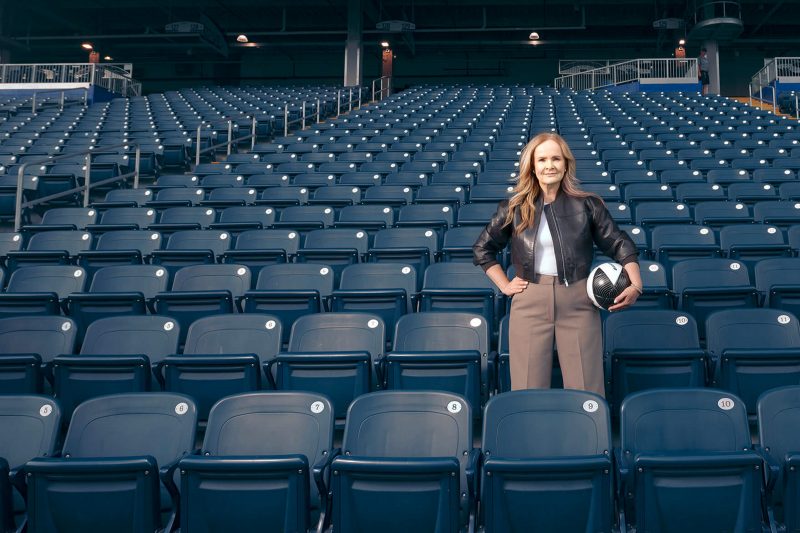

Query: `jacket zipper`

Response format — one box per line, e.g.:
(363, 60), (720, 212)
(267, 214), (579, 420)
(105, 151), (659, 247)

(548, 204), (570, 287)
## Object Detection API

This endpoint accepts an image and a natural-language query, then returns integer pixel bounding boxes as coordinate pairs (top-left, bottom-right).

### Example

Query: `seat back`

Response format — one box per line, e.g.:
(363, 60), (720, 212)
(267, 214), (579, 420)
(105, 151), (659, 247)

(620, 388), (761, 533)
(165, 229), (231, 255)
(758, 385), (800, 531)
(24, 230), (93, 256)
(6, 265), (87, 298)
(0, 394), (61, 468)
(288, 313), (385, 362)
(393, 311), (489, 354)
(183, 314), (282, 365)
(170, 263), (251, 297)
(80, 315), (180, 362)
(480, 389), (612, 533)
(336, 391), (472, 531)
(89, 264), (169, 299)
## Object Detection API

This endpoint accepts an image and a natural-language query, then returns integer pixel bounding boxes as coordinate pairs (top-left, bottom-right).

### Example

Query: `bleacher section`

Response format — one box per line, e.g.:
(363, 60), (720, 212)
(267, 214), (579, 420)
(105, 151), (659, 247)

(2, 83), (800, 531)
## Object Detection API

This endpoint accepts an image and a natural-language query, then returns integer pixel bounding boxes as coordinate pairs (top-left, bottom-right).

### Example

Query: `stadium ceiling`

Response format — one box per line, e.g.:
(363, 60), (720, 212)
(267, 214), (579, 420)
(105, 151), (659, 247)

(4, 0), (799, 64)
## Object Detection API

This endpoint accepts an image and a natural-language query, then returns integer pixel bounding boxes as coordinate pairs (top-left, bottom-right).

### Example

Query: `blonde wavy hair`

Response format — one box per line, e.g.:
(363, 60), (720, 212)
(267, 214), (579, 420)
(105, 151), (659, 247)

(504, 132), (591, 233)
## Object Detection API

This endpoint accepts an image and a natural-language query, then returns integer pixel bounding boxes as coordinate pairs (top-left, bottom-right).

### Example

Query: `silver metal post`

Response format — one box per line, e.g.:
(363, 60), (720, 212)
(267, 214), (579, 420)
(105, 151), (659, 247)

(83, 155), (92, 208)
(13, 165), (26, 232)
(31, 92), (37, 114)
(60, 91), (65, 112)
(349, 88), (353, 112)
(773, 86), (778, 115)
(284, 104), (289, 137)
(337, 90), (341, 117)
(316, 99), (321, 124)
(748, 84), (752, 108)
(250, 117), (257, 150)
(227, 120), (233, 157)
(357, 88), (361, 108)
(796, 93), (799, 121)
(195, 126), (202, 167)
(372, 79), (376, 102)
(133, 146), (141, 189)
(84, 89), (88, 106)
(302, 101), (306, 130)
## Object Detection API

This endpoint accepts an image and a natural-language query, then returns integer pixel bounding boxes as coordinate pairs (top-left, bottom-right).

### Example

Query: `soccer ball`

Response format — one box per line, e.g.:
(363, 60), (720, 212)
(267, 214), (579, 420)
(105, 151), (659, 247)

(586, 262), (630, 309)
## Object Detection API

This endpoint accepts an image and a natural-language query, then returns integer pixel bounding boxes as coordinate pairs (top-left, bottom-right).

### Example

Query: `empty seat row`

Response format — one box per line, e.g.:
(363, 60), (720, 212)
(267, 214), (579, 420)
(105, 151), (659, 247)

(2, 386), (799, 532)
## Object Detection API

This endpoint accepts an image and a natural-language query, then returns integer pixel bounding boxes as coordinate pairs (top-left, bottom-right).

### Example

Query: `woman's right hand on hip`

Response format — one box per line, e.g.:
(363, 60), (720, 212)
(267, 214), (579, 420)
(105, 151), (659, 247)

(502, 276), (529, 296)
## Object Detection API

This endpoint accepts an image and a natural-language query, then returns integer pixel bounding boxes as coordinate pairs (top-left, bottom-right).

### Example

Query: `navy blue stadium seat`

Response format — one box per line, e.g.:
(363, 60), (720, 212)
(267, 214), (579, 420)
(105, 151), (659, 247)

(368, 227), (439, 290)
(480, 390), (613, 533)
(0, 316), (76, 394)
(672, 258), (759, 338)
(604, 310), (705, 411)
(330, 391), (477, 533)
(150, 229), (232, 281)
(25, 393), (196, 533)
(0, 395), (60, 533)
(161, 314), (281, 420)
(154, 263), (251, 345)
(52, 315), (181, 419)
(6, 230), (92, 270)
(757, 385), (800, 533)
(387, 311), (492, 413)
(179, 392), (335, 533)
(706, 308), (800, 417)
(273, 312), (385, 420)
(618, 389), (764, 533)
(0, 265), (87, 317)
(77, 230), (163, 279)
(240, 263), (334, 345)
(66, 264), (168, 340)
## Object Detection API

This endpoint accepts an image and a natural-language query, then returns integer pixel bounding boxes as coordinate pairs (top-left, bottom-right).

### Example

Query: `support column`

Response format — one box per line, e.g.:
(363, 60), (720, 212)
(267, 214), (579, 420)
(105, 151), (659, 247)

(703, 40), (720, 95)
(343, 0), (362, 87)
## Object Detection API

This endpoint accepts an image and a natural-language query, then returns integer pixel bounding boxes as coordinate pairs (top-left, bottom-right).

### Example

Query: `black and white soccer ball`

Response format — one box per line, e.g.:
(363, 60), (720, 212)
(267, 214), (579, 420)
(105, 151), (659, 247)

(586, 262), (630, 309)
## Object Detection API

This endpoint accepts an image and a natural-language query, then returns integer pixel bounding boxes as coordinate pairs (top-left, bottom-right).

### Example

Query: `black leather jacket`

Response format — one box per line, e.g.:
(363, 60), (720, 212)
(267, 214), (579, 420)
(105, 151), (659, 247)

(472, 192), (638, 285)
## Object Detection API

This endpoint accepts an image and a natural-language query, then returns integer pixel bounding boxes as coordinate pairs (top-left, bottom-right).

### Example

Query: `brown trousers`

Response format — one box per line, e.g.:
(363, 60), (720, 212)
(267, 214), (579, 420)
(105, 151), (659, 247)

(508, 274), (605, 397)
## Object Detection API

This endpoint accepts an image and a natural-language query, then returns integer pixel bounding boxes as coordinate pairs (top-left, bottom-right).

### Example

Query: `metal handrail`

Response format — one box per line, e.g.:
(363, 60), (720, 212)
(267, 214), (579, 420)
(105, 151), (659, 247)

(554, 58), (698, 91)
(749, 60), (779, 114)
(13, 141), (142, 231)
(0, 63), (141, 98)
(193, 115), (260, 167)
(371, 76), (392, 102)
(30, 87), (90, 113)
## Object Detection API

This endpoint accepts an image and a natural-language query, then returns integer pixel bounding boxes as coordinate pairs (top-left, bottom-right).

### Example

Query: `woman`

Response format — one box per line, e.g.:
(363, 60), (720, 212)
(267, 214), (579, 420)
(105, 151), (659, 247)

(473, 133), (642, 395)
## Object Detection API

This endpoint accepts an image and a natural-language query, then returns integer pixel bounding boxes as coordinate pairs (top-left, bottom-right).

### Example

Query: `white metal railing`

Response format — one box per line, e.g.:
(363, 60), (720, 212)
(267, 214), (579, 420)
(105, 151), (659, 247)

(558, 60), (622, 75)
(554, 58), (699, 91)
(748, 57), (800, 117)
(371, 76), (392, 101)
(0, 63), (141, 97)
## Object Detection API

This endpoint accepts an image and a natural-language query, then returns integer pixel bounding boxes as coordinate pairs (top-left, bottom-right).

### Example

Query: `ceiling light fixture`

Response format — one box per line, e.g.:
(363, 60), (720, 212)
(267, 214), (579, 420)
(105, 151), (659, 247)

(529, 32), (540, 41)
(104, 55), (113, 61)
(236, 34), (249, 43)
(81, 43), (93, 50)
(381, 41), (390, 48)
(679, 38), (686, 45)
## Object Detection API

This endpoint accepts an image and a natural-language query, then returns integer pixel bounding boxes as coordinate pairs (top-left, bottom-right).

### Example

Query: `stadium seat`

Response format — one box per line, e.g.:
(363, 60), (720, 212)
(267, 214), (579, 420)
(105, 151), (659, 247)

(650, 225), (720, 282)
(755, 257), (800, 317)
(604, 310), (706, 411)
(161, 314), (282, 420)
(754, 200), (800, 228)
(150, 229), (232, 281)
(179, 392), (335, 533)
(618, 389), (764, 533)
(672, 258), (759, 338)
(0, 265), (87, 317)
(693, 201), (753, 228)
(330, 391), (477, 533)
(272, 312), (385, 419)
(25, 393), (196, 533)
(0, 316), (77, 393)
(368, 227), (439, 290)
(154, 263), (251, 345)
(420, 262), (503, 333)
(720, 224), (791, 275)
(77, 230), (163, 280)
(239, 263), (334, 345)
(706, 308), (800, 417)
(66, 264), (168, 340)
(51, 315), (181, 419)
(480, 389), (613, 533)
(5, 230), (92, 270)
(296, 228), (368, 282)
(0, 395), (61, 533)
(387, 311), (492, 413)
(222, 228), (300, 268)
(757, 385), (800, 533)
(330, 262), (417, 346)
